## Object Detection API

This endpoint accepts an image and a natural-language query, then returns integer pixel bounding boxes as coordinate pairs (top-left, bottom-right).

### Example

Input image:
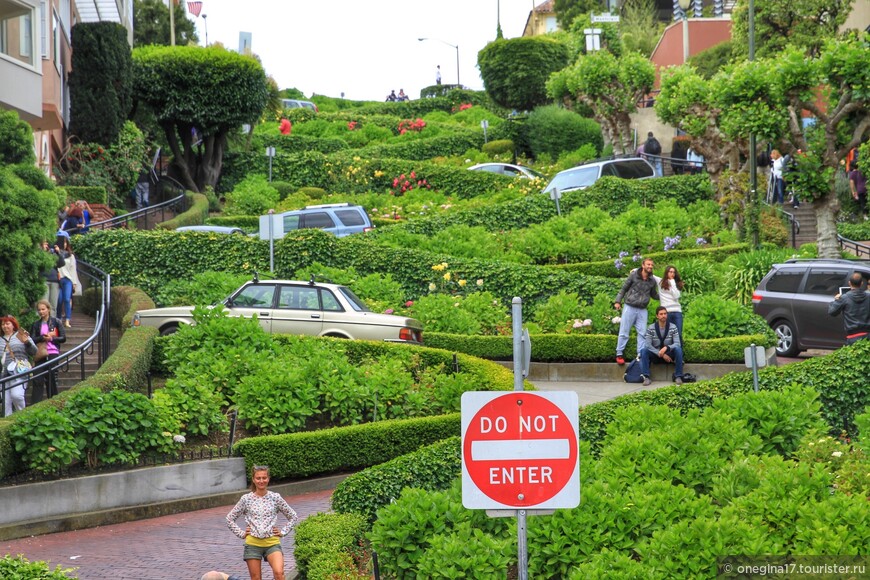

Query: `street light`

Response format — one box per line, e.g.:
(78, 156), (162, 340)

(202, 13), (208, 46)
(418, 37), (460, 87)
(677, 0), (690, 63)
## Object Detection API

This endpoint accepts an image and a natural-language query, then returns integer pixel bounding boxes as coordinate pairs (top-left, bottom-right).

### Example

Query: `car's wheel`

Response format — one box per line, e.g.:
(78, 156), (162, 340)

(772, 319), (799, 357)
(160, 324), (179, 337)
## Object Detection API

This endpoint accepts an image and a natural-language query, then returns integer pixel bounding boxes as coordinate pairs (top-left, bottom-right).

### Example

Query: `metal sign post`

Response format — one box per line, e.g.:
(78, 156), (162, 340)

(549, 187), (562, 216)
(744, 343), (766, 393)
(265, 146), (276, 182)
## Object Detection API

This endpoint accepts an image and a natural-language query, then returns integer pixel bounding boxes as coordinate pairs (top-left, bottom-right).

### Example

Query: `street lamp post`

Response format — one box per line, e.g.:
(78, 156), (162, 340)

(418, 38), (460, 87)
(677, 0), (690, 63)
(202, 13), (208, 46)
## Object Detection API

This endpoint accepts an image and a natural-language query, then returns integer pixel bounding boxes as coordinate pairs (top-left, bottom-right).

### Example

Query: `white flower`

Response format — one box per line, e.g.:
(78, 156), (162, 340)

(573, 319), (582, 328)
(173, 435), (186, 444)
(428, 283), (436, 291)
(476, 279), (483, 286)
(611, 316), (621, 324)
(582, 319), (592, 326)
(832, 451), (843, 457)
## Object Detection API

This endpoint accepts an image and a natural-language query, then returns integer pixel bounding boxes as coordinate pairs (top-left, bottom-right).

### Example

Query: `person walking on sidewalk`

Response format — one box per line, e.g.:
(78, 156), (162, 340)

(227, 465), (299, 580)
(827, 272), (870, 345)
(640, 306), (685, 386)
(614, 257), (659, 365)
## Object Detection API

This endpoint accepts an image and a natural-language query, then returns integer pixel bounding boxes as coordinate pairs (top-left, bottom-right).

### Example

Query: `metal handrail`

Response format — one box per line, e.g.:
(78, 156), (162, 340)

(838, 234), (870, 259)
(88, 175), (188, 232)
(763, 202), (801, 248)
(1, 261), (111, 418)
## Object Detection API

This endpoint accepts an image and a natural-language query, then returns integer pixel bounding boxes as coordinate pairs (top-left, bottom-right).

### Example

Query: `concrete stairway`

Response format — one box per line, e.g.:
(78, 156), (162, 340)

(55, 312), (120, 392)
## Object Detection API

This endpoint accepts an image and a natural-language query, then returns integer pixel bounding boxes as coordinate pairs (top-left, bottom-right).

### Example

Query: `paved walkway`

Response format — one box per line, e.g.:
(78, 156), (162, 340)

(1, 489), (333, 580)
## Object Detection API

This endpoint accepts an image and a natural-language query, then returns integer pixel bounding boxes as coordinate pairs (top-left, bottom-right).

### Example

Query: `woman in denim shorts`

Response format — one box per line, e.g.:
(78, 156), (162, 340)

(227, 465), (299, 580)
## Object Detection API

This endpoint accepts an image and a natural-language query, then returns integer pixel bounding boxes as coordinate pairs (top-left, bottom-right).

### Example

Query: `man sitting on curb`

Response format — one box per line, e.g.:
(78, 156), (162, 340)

(640, 306), (684, 386)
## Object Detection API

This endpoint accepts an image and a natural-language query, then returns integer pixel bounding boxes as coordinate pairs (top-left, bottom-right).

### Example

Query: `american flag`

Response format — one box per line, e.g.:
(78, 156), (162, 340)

(187, 1), (203, 17)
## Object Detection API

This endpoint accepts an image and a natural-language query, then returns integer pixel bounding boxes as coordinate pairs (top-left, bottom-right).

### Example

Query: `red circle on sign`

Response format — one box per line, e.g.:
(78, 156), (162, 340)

(463, 392), (578, 507)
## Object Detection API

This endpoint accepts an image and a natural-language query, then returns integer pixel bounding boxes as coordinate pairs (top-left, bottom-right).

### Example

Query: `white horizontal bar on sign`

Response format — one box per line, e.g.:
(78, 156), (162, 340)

(470, 439), (570, 461)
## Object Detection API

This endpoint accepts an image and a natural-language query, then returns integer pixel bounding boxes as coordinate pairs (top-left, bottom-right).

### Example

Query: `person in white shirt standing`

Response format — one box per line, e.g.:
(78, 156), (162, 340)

(656, 265), (684, 346)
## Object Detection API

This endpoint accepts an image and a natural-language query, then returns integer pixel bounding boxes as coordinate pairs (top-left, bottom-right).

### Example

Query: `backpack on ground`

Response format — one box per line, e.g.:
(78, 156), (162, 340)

(623, 357), (644, 383)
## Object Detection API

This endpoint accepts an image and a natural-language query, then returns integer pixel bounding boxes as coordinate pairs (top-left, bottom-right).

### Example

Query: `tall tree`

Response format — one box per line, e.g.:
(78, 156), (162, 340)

(478, 37), (569, 112)
(548, 50), (654, 154)
(68, 22), (133, 146)
(132, 45), (269, 191)
(656, 34), (870, 258)
(731, 0), (854, 59)
(553, 0), (601, 31)
(134, 0), (198, 47)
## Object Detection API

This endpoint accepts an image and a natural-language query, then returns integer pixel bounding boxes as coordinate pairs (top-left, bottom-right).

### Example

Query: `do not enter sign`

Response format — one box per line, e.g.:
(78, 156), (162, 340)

(461, 391), (579, 510)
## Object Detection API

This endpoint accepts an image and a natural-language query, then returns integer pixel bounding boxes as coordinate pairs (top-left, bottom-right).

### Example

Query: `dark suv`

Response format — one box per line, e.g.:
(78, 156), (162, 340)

(752, 259), (870, 356)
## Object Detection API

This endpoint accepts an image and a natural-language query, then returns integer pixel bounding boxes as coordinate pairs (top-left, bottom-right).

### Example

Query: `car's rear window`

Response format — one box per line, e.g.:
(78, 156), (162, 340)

(338, 286), (371, 312)
(765, 269), (804, 292)
(335, 209), (367, 227)
(609, 160), (655, 179)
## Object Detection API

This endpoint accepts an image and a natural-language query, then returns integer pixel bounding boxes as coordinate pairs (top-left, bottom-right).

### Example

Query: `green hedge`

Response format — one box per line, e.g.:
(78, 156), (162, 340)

(0, 285), (158, 479)
(838, 222), (870, 242)
(220, 150), (511, 199)
(58, 185), (107, 205)
(331, 436), (462, 523)
(155, 192), (208, 230)
(232, 414), (462, 480)
(579, 338), (870, 454)
(554, 243), (751, 277)
(294, 512), (369, 580)
(355, 130), (484, 161)
(205, 214), (260, 230)
(252, 133), (350, 155)
(422, 333), (774, 363)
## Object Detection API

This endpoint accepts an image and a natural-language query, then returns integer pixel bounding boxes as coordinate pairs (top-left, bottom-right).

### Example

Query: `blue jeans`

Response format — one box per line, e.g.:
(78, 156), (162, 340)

(667, 312), (684, 346)
(616, 304), (649, 357)
(57, 277), (73, 321)
(641, 345), (684, 379)
(653, 158), (663, 177)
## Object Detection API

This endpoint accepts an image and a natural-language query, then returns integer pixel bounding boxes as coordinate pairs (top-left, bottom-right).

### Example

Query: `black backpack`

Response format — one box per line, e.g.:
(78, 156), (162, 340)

(623, 357), (644, 383)
(644, 137), (662, 156)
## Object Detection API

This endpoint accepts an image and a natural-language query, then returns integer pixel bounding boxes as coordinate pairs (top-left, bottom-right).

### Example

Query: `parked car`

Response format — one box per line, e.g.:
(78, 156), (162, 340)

(281, 98), (318, 112)
(175, 226), (246, 235)
(467, 163), (546, 180)
(259, 203), (374, 240)
(134, 276), (424, 343)
(752, 258), (870, 356)
(542, 157), (656, 194)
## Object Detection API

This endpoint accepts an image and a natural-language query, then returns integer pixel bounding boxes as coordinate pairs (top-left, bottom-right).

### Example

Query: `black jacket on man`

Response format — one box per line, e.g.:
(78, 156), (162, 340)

(615, 269), (659, 309)
(827, 288), (870, 335)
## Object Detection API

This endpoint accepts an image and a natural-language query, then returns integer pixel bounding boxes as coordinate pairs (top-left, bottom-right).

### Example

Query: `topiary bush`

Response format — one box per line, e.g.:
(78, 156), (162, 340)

(524, 105), (603, 160)
(223, 174), (279, 216)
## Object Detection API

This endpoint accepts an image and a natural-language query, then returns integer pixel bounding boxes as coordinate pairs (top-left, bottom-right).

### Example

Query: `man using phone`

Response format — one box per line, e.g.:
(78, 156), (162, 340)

(828, 273), (870, 344)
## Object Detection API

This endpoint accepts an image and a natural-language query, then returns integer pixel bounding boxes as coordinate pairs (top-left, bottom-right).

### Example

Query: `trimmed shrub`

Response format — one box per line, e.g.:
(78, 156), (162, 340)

(482, 139), (515, 157)
(525, 105), (603, 160)
(294, 512), (369, 580)
(478, 36), (570, 111)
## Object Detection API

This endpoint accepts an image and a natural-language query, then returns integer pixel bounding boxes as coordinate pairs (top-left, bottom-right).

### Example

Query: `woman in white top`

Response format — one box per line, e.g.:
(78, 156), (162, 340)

(55, 237), (82, 328)
(658, 265), (684, 344)
(770, 149), (785, 204)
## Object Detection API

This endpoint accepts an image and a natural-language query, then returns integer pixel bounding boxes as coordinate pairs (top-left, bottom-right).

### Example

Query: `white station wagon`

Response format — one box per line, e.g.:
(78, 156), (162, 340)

(134, 277), (424, 344)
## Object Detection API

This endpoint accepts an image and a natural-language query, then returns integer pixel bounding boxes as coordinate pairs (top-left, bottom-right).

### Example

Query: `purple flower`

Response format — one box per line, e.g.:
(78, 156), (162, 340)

(614, 259), (625, 270)
(384, 308), (394, 314)
(618, 251), (629, 259)
(632, 253), (642, 262)
(696, 237), (708, 245)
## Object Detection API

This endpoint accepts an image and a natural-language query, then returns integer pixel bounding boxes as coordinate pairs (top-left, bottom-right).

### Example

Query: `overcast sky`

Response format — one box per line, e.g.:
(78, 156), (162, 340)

(187, 0), (537, 101)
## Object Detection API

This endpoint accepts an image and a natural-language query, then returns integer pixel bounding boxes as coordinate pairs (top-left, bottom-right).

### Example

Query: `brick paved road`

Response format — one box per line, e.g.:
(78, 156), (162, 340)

(1, 489), (332, 580)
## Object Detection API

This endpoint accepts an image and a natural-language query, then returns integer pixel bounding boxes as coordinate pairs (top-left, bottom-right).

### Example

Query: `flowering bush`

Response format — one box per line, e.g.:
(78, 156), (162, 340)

(347, 120), (360, 131)
(389, 171), (431, 196)
(398, 118), (426, 134)
(451, 103), (473, 113)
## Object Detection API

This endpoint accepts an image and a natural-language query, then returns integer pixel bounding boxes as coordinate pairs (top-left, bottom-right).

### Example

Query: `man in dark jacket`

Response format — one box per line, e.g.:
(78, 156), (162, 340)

(640, 306), (684, 386)
(614, 257), (659, 365)
(828, 273), (870, 344)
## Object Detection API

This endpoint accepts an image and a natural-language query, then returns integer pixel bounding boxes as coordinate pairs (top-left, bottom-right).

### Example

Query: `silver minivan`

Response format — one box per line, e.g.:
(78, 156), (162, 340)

(543, 157), (656, 195)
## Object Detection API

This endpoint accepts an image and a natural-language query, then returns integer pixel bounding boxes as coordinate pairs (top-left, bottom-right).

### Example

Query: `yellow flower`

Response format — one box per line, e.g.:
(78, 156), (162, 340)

(443, 272), (451, 281)
(374, 170), (384, 178)
(441, 262), (448, 269)
(458, 279), (467, 287)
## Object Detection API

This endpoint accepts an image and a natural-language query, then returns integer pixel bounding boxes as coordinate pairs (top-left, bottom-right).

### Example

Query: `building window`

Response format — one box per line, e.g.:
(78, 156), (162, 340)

(0, 0), (36, 66)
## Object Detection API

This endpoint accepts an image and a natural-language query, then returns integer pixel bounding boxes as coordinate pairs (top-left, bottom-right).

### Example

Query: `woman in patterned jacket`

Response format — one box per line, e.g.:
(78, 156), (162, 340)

(226, 465), (298, 580)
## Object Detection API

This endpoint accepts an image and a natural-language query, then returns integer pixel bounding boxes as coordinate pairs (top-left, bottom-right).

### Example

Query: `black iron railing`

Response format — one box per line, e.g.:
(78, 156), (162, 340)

(88, 176), (188, 232)
(1, 261), (111, 417)
(838, 235), (870, 258)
